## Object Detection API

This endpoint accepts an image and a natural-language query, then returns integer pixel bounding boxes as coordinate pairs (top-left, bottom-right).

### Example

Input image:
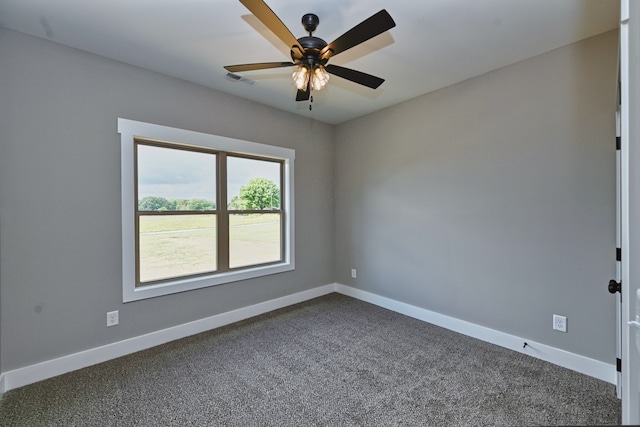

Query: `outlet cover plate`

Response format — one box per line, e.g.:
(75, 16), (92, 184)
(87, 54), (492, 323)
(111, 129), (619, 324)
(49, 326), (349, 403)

(107, 310), (119, 327)
(553, 314), (567, 332)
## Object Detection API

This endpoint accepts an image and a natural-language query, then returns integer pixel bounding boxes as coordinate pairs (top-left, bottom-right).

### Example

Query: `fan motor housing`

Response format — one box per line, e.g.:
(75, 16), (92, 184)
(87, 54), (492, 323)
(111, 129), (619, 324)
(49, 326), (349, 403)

(292, 36), (328, 66)
(298, 36), (327, 51)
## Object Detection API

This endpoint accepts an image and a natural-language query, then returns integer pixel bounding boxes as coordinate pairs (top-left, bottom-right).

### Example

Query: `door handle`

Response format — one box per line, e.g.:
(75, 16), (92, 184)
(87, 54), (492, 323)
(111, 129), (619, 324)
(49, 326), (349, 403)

(609, 279), (621, 294)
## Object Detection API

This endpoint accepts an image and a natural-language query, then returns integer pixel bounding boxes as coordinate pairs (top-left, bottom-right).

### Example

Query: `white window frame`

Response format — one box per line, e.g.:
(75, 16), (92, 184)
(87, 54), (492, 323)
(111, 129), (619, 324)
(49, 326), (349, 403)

(119, 118), (295, 302)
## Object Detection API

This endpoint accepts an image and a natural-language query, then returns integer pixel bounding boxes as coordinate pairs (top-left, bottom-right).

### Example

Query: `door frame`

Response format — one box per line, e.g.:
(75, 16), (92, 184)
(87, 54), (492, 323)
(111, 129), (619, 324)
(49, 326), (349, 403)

(616, 105), (622, 399)
(620, 0), (640, 423)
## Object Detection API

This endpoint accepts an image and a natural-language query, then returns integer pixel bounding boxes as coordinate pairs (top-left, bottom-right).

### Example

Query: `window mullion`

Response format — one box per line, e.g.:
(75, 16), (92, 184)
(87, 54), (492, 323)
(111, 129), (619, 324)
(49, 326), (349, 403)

(218, 152), (230, 272)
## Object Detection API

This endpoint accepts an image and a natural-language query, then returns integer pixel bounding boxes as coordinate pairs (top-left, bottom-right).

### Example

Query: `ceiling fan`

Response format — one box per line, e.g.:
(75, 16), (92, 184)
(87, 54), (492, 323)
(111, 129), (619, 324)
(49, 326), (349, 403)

(224, 0), (396, 107)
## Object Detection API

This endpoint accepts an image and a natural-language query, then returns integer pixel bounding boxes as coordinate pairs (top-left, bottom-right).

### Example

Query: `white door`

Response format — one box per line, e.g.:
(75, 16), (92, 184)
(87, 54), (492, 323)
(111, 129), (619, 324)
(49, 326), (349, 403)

(620, 0), (640, 423)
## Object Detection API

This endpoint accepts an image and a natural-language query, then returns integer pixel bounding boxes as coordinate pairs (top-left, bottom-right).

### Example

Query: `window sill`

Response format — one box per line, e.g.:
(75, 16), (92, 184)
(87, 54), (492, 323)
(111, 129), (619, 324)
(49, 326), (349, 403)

(124, 261), (295, 302)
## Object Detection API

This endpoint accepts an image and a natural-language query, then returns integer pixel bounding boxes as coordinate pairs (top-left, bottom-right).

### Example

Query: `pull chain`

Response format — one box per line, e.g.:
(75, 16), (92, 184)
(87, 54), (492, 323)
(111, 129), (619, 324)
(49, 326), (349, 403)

(309, 74), (313, 110)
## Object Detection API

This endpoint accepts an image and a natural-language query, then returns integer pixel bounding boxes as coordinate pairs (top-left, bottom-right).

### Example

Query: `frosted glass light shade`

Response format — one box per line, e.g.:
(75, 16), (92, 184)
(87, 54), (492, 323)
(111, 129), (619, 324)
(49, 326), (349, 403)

(292, 65), (309, 90)
(311, 65), (330, 91)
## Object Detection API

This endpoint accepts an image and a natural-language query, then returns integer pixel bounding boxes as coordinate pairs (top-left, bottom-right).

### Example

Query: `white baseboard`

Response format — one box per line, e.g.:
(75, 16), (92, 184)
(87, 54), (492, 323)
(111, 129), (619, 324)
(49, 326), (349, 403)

(1, 282), (615, 393)
(1, 284), (335, 392)
(335, 283), (616, 385)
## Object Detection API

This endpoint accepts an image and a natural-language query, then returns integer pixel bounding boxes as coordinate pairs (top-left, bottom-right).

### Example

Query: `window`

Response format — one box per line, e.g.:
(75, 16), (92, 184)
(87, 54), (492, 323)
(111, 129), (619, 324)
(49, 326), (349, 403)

(136, 143), (218, 283)
(119, 119), (295, 302)
(226, 155), (283, 269)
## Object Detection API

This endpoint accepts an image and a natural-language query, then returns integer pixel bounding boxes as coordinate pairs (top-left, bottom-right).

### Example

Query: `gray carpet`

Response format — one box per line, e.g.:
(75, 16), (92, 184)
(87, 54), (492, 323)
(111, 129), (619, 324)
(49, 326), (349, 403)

(0, 293), (621, 426)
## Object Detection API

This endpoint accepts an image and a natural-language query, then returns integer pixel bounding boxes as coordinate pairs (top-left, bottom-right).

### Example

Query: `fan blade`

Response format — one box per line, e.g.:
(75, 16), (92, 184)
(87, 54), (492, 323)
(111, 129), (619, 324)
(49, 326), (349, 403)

(240, 0), (303, 53)
(320, 9), (395, 60)
(295, 85), (310, 102)
(224, 62), (295, 72)
(325, 64), (385, 89)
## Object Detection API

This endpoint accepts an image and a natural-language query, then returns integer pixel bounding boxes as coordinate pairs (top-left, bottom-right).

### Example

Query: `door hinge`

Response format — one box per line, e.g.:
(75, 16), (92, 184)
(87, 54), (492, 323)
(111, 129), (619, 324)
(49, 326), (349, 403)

(617, 247), (622, 262)
(617, 358), (622, 373)
(616, 136), (621, 150)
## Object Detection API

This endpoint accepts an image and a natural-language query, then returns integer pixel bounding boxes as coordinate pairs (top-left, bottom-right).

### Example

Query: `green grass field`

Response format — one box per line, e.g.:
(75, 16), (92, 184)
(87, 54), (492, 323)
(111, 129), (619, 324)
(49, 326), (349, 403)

(138, 214), (281, 283)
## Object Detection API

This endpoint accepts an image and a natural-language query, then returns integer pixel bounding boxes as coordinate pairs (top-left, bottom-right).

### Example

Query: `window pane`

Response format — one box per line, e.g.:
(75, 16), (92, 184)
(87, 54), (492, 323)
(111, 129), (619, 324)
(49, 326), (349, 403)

(138, 214), (216, 284)
(137, 144), (216, 211)
(227, 156), (280, 210)
(229, 213), (281, 269)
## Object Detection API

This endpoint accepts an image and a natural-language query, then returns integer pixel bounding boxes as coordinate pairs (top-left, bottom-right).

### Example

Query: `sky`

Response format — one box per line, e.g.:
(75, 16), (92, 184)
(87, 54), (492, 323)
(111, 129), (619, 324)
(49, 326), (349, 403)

(137, 144), (280, 203)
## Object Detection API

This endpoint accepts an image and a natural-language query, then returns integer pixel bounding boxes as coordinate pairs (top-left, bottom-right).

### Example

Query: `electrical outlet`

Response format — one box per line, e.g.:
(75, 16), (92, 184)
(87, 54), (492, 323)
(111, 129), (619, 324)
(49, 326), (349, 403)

(107, 310), (119, 327)
(553, 314), (567, 332)
(351, 269), (357, 279)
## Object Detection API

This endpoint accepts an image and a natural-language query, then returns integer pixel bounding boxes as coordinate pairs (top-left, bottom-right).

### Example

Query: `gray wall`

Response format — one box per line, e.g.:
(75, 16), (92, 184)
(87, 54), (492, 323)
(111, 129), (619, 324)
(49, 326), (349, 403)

(0, 216), (2, 380)
(334, 30), (618, 363)
(0, 28), (334, 372)
(0, 25), (619, 374)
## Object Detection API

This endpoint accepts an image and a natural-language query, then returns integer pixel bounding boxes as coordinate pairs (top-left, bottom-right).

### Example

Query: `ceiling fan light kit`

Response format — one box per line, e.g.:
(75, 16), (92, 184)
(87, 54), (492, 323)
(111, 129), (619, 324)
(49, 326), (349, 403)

(292, 64), (330, 92)
(292, 64), (330, 91)
(224, 0), (396, 108)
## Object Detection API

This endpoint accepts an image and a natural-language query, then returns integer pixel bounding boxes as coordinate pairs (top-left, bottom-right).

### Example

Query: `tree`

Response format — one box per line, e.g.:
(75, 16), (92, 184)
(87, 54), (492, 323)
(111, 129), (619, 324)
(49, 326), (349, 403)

(138, 196), (214, 211)
(183, 198), (215, 211)
(228, 195), (248, 210)
(138, 196), (173, 211)
(230, 178), (280, 210)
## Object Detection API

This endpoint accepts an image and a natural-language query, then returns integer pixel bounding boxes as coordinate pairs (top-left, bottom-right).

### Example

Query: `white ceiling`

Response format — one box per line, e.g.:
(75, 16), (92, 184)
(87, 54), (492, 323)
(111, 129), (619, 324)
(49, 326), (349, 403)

(0, 0), (619, 125)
